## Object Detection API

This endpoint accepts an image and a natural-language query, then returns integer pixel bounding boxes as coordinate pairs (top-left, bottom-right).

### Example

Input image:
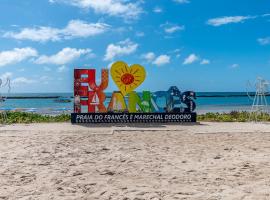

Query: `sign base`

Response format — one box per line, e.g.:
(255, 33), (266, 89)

(71, 112), (197, 124)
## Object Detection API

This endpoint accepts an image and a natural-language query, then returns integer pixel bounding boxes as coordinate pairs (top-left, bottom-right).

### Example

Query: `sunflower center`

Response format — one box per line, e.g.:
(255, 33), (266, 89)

(121, 73), (134, 85)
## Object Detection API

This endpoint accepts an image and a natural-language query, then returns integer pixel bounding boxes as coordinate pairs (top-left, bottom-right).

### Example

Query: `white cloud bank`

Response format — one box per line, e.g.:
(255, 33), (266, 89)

(142, 52), (171, 66)
(161, 23), (185, 34)
(183, 54), (210, 65)
(231, 64), (239, 68)
(153, 7), (163, 13)
(13, 77), (36, 84)
(50, 0), (142, 20)
(13, 76), (56, 85)
(57, 65), (67, 72)
(200, 59), (210, 65)
(35, 47), (91, 65)
(142, 52), (155, 62)
(165, 25), (185, 34)
(0, 47), (38, 67)
(183, 54), (199, 65)
(3, 20), (109, 42)
(258, 37), (270, 45)
(173, 0), (190, 4)
(0, 72), (13, 80)
(207, 16), (256, 26)
(104, 39), (138, 61)
(153, 55), (171, 66)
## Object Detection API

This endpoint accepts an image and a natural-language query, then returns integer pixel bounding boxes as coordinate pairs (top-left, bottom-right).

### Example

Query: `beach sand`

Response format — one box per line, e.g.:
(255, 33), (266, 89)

(0, 122), (270, 200)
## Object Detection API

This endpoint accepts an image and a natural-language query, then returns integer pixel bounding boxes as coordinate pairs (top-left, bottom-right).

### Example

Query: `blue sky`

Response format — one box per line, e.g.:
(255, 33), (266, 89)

(0, 0), (270, 93)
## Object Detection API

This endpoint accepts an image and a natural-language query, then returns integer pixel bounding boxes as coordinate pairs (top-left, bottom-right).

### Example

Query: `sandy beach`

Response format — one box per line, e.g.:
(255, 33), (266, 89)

(0, 122), (270, 200)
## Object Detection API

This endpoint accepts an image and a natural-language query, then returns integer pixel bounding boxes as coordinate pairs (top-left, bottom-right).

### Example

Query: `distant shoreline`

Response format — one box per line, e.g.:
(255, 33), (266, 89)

(3, 93), (263, 99)
(6, 96), (66, 99)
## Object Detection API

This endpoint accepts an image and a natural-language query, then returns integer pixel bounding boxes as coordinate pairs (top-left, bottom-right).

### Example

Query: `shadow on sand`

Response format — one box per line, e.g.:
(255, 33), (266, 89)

(73, 122), (204, 129)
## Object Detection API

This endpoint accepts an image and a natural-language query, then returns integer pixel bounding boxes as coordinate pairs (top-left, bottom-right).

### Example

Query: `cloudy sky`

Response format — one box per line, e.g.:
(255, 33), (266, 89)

(0, 0), (270, 93)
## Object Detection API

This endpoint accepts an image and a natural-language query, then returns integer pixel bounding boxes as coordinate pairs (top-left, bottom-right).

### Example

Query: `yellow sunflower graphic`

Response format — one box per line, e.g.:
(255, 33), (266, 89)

(110, 61), (146, 96)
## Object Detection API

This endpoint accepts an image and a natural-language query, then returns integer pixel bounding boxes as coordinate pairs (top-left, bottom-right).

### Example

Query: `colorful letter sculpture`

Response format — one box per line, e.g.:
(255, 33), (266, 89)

(72, 61), (197, 123)
(111, 61), (146, 96)
(74, 69), (108, 113)
(107, 91), (127, 112)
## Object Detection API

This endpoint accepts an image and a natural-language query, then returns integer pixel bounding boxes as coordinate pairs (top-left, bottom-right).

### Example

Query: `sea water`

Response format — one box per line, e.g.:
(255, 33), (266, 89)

(0, 92), (266, 114)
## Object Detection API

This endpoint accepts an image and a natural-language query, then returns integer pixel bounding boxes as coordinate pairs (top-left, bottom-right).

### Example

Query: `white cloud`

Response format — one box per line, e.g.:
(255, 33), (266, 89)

(11, 76), (53, 86)
(12, 77), (36, 84)
(40, 76), (50, 80)
(58, 65), (67, 72)
(63, 20), (109, 39)
(170, 48), (181, 58)
(4, 27), (61, 42)
(142, 52), (155, 62)
(153, 55), (170, 66)
(0, 72), (13, 80)
(43, 66), (51, 71)
(142, 52), (171, 66)
(0, 47), (38, 67)
(161, 23), (185, 34)
(51, 0), (143, 20)
(136, 31), (145, 37)
(231, 64), (239, 68)
(35, 47), (91, 65)
(262, 14), (270, 17)
(153, 7), (163, 13)
(200, 59), (210, 65)
(258, 37), (270, 45)
(173, 0), (190, 4)
(207, 16), (256, 26)
(165, 25), (185, 33)
(183, 54), (199, 65)
(104, 39), (138, 61)
(3, 20), (109, 42)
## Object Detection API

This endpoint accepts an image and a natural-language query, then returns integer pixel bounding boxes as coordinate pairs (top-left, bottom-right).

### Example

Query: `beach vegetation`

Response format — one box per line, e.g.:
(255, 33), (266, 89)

(0, 112), (70, 123)
(197, 111), (270, 122)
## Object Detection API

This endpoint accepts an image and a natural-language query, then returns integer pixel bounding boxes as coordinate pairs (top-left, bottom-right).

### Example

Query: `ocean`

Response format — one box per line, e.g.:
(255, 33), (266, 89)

(0, 92), (267, 115)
